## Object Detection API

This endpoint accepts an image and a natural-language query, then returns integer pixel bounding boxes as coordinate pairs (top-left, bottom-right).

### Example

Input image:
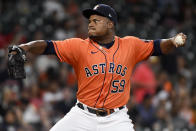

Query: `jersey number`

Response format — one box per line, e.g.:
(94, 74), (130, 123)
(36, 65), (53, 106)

(111, 80), (125, 93)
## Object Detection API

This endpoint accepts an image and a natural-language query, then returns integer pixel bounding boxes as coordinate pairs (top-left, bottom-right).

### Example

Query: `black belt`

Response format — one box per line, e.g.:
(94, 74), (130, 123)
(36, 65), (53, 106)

(77, 102), (124, 117)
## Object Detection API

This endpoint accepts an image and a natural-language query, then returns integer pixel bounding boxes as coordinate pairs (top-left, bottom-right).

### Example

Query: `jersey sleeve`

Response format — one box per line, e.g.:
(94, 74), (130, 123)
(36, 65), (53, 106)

(130, 37), (154, 63)
(52, 38), (82, 65)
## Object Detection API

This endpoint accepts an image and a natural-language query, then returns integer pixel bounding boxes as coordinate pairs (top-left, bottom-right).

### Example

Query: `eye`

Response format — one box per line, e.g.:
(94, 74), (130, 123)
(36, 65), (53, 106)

(94, 20), (99, 23)
(88, 19), (93, 23)
(88, 19), (101, 24)
(93, 19), (97, 23)
(94, 19), (101, 24)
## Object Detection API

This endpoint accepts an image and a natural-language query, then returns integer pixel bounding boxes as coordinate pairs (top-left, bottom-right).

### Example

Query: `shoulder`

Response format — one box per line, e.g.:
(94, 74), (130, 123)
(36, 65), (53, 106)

(121, 36), (140, 41)
(119, 36), (140, 45)
(64, 38), (88, 44)
(57, 38), (89, 47)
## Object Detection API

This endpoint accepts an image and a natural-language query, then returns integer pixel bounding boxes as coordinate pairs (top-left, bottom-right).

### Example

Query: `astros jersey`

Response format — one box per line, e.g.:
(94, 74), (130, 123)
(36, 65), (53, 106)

(52, 36), (154, 109)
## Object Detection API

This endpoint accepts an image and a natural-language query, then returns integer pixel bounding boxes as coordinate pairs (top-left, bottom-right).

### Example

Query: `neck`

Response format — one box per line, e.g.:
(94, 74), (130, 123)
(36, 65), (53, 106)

(90, 33), (115, 44)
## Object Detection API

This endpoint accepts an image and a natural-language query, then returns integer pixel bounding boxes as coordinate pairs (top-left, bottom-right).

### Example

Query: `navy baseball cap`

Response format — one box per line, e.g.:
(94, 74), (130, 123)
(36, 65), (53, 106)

(82, 4), (117, 25)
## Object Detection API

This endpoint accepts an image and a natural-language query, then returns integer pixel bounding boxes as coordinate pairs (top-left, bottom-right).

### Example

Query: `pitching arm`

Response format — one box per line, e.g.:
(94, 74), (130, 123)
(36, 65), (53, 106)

(160, 33), (187, 54)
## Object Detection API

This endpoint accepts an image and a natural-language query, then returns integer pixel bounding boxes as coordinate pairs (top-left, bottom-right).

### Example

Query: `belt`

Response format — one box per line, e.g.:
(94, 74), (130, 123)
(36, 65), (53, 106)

(77, 102), (124, 117)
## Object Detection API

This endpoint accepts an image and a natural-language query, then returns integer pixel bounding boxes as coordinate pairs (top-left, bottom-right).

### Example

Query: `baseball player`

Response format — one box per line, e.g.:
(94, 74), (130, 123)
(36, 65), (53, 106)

(8, 4), (187, 131)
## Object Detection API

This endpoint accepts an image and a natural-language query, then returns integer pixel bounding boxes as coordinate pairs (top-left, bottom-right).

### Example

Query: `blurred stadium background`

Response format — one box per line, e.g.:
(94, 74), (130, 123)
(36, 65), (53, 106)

(0, 0), (196, 130)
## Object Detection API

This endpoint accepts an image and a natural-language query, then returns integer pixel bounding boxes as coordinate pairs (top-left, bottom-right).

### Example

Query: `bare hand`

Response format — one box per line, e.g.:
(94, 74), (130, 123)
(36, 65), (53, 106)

(172, 33), (187, 48)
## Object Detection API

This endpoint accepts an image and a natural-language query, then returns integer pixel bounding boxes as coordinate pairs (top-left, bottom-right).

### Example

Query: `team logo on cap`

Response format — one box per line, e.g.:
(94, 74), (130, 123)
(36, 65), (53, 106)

(93, 5), (99, 10)
(109, 14), (112, 17)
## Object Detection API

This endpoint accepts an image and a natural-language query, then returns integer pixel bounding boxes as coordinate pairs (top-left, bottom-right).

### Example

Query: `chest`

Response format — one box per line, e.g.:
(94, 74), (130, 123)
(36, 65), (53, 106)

(80, 42), (133, 78)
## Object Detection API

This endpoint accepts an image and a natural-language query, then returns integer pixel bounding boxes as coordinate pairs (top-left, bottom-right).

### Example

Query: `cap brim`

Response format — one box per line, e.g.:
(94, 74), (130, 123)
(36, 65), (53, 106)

(82, 9), (105, 19)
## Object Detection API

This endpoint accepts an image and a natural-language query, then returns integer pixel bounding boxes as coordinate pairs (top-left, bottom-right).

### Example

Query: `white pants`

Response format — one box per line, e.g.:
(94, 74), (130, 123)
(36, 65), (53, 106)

(50, 104), (134, 131)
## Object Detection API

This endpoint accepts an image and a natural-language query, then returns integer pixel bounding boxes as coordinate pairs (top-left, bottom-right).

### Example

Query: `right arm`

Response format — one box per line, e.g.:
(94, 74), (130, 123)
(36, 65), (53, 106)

(15, 38), (82, 62)
(8, 38), (82, 79)
(19, 40), (47, 55)
(8, 40), (54, 79)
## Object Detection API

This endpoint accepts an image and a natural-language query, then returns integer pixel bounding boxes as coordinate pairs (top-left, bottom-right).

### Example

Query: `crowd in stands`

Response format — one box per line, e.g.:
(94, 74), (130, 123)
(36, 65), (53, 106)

(0, 0), (196, 130)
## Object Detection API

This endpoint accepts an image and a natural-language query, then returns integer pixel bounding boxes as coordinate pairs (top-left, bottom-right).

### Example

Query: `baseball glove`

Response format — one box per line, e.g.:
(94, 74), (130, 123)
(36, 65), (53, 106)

(8, 45), (27, 79)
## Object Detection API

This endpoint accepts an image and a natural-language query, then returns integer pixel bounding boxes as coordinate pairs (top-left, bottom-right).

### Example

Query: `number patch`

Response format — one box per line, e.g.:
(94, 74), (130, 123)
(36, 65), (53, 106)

(111, 80), (125, 93)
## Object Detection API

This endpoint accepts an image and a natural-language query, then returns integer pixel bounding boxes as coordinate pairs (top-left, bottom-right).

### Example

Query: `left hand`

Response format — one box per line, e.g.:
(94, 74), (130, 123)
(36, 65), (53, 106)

(172, 33), (187, 48)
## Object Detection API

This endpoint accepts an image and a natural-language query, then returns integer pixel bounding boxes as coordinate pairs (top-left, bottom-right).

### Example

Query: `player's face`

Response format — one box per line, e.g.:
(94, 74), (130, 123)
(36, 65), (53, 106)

(88, 15), (111, 38)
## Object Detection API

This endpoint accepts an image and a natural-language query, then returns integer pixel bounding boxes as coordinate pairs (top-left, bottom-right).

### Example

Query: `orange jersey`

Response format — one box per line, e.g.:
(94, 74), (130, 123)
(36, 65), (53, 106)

(52, 36), (154, 109)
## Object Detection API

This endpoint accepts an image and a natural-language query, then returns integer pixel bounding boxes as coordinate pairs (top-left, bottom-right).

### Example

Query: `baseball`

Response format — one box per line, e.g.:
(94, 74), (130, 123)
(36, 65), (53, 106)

(175, 35), (184, 45)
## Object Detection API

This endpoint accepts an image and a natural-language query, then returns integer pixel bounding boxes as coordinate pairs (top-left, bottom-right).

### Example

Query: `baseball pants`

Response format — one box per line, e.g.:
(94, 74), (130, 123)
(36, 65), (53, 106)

(50, 103), (134, 131)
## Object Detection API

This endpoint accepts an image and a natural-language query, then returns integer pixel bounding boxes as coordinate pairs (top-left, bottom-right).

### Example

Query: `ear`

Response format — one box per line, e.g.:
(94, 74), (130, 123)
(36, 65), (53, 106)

(107, 21), (114, 29)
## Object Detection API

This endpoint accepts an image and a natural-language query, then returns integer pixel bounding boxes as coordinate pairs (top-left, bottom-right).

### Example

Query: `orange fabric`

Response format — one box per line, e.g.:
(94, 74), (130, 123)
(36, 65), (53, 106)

(164, 81), (172, 93)
(52, 36), (154, 109)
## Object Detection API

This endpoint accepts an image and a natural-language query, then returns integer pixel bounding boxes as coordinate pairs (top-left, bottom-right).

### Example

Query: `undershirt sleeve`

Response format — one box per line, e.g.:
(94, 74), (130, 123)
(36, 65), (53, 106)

(42, 40), (57, 55)
(152, 39), (162, 56)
